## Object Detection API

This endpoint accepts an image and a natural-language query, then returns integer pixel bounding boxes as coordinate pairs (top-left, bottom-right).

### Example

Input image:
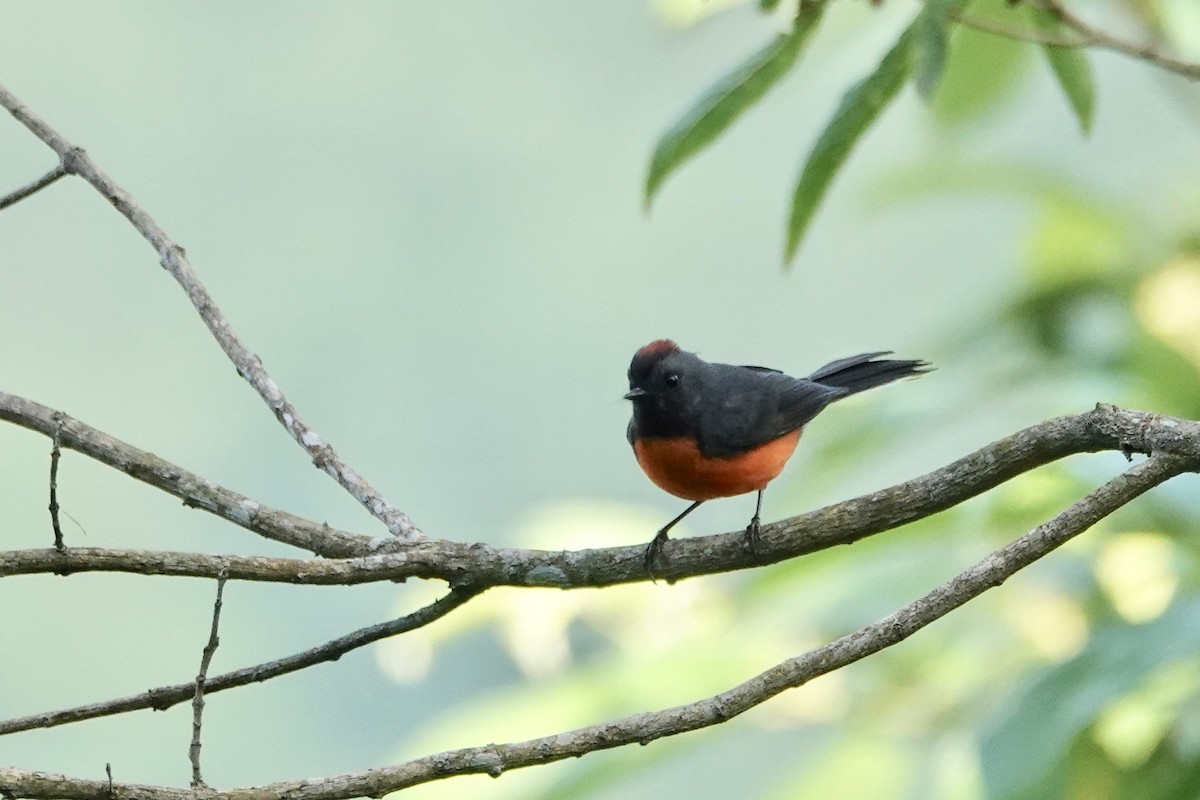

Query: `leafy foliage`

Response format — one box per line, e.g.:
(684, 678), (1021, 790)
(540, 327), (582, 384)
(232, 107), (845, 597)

(911, 0), (958, 101)
(785, 17), (917, 261)
(646, 0), (1131, 264)
(1029, 4), (1097, 133)
(1042, 44), (1096, 134)
(645, 0), (829, 206)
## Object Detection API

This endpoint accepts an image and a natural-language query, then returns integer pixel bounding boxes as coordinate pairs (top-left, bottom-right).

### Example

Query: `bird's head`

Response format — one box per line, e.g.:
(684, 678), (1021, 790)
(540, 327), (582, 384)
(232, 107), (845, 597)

(625, 339), (695, 404)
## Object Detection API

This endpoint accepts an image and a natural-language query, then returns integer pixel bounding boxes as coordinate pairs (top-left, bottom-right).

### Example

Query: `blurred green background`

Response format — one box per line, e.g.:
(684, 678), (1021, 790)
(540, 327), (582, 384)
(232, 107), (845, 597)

(2, 1), (1200, 798)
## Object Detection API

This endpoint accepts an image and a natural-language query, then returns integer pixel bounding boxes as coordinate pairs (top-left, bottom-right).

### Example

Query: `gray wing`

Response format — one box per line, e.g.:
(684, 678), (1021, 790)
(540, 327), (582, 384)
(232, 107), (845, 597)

(693, 365), (847, 457)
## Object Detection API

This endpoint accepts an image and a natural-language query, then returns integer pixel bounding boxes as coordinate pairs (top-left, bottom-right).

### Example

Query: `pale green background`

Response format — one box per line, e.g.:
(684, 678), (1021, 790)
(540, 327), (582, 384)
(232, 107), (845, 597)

(1, 2), (1198, 797)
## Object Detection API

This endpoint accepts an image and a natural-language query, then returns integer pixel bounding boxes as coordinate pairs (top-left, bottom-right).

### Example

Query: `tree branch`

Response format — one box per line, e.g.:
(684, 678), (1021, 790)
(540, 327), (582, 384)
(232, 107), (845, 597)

(0, 83), (422, 541)
(0, 587), (480, 737)
(1037, 0), (1200, 81)
(2, 403), (1195, 739)
(946, 0), (1200, 82)
(0, 391), (375, 558)
(0, 453), (1188, 800)
(4, 404), (1197, 589)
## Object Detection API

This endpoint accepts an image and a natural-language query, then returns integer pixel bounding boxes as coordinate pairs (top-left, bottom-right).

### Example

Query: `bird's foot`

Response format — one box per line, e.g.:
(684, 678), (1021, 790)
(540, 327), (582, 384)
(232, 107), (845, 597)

(743, 515), (762, 554)
(644, 529), (670, 581)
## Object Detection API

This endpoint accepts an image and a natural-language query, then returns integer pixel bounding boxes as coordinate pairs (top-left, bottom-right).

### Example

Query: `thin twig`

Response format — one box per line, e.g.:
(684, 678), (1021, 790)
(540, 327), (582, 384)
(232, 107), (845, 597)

(0, 83), (423, 541)
(1039, 0), (1200, 80)
(190, 570), (227, 788)
(0, 455), (1187, 800)
(950, 9), (1086, 48)
(49, 415), (64, 552)
(0, 588), (480, 737)
(945, 0), (1200, 81)
(0, 162), (68, 212)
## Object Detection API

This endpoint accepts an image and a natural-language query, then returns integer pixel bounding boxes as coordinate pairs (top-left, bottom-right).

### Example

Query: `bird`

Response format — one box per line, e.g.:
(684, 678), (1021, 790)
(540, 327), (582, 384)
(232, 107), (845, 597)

(625, 340), (930, 575)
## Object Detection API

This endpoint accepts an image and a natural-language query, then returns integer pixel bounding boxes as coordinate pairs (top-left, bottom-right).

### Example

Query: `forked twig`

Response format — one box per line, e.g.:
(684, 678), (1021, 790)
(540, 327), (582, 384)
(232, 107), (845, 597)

(0, 83), (422, 542)
(1038, 0), (1200, 81)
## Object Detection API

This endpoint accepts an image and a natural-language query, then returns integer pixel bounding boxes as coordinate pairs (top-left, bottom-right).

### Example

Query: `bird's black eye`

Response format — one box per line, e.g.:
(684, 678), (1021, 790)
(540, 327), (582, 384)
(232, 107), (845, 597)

(664, 373), (680, 389)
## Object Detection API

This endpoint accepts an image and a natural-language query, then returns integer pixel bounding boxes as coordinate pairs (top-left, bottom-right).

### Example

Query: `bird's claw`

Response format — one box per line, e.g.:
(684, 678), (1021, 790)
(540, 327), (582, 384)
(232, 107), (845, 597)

(644, 529), (669, 581)
(743, 515), (761, 554)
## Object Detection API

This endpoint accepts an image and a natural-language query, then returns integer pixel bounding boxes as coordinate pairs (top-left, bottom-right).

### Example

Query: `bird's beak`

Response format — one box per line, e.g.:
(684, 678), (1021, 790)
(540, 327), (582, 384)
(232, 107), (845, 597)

(623, 387), (648, 400)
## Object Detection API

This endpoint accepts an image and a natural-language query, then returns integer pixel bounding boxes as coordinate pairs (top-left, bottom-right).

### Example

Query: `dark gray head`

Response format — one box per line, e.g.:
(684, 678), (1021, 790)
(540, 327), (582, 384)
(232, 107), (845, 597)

(625, 340), (708, 438)
(626, 339), (691, 396)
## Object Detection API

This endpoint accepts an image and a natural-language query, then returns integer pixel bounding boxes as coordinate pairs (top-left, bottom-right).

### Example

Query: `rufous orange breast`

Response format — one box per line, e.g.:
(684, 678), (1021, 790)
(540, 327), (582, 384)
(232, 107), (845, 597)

(632, 429), (802, 501)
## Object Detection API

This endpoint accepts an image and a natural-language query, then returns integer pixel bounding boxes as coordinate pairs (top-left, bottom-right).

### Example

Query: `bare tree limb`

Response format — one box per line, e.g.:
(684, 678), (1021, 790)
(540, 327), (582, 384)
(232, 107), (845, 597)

(0, 587), (480, 737)
(0, 83), (422, 541)
(0, 453), (1188, 800)
(4, 404), (1197, 589)
(190, 571), (228, 788)
(0, 162), (68, 212)
(1, 403), (1195, 739)
(0, 391), (375, 558)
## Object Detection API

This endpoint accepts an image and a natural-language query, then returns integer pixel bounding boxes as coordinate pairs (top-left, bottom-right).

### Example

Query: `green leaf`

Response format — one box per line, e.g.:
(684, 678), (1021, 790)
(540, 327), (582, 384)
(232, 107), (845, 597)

(1026, 4), (1096, 134)
(785, 22), (915, 263)
(931, 16), (1030, 125)
(911, 0), (956, 101)
(759, 0), (783, 11)
(645, 0), (828, 207)
(1043, 44), (1095, 134)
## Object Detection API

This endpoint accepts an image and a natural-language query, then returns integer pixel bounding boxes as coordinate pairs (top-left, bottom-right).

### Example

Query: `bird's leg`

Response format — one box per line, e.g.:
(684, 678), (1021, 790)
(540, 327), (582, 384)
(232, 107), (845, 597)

(743, 490), (764, 553)
(645, 500), (704, 578)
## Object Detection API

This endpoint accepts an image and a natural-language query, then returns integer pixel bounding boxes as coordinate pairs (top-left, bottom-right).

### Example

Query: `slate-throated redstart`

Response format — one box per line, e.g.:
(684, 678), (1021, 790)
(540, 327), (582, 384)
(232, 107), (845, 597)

(625, 340), (930, 573)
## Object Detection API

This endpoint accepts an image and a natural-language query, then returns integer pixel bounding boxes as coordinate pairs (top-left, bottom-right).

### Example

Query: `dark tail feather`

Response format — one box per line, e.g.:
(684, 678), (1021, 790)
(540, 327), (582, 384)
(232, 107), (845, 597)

(807, 352), (932, 395)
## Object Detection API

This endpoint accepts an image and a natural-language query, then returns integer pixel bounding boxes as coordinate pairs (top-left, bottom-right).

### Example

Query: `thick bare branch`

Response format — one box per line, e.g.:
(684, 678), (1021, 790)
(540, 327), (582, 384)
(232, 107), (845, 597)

(0, 587), (479, 737)
(0, 454), (1187, 800)
(0, 391), (374, 558)
(0, 83), (422, 541)
(4, 404), (1197, 588)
